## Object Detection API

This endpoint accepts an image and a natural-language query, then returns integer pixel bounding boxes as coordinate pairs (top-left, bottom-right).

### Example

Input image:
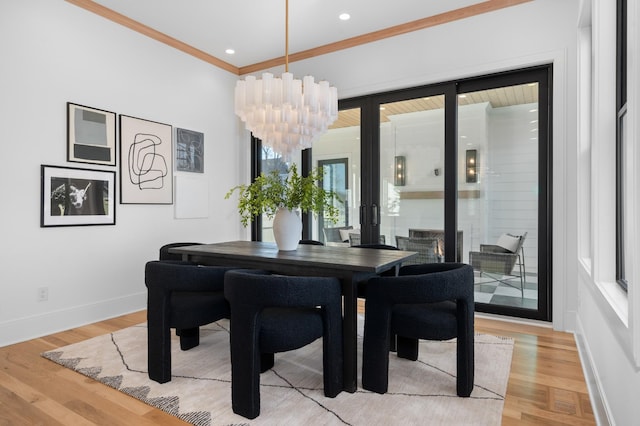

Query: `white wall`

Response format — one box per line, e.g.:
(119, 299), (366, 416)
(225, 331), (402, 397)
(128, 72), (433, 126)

(573, 0), (640, 424)
(0, 0), (244, 346)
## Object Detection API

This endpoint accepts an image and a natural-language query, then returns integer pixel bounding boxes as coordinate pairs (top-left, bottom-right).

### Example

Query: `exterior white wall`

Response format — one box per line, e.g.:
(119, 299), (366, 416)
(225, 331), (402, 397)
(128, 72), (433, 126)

(0, 0), (244, 346)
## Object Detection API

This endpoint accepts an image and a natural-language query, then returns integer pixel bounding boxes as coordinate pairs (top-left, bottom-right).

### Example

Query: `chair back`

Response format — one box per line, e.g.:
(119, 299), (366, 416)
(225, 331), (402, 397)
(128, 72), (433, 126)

(349, 233), (386, 246)
(323, 225), (353, 243)
(159, 242), (202, 261)
(409, 228), (463, 261)
(351, 243), (398, 250)
(224, 270), (341, 308)
(299, 239), (324, 246)
(395, 236), (439, 264)
(496, 232), (527, 254)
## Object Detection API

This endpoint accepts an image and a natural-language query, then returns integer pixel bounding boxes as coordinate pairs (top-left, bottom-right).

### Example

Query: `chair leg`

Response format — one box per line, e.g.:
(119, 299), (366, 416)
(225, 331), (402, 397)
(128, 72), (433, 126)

(362, 325), (392, 394)
(396, 336), (419, 361)
(260, 353), (275, 373)
(179, 327), (199, 350)
(230, 313), (262, 420)
(456, 304), (475, 397)
(147, 294), (172, 384)
(389, 331), (397, 352)
(321, 313), (343, 398)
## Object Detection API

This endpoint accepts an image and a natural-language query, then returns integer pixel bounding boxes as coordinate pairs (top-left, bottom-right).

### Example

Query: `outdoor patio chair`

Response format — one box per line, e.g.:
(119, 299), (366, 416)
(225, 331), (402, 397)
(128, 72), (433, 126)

(395, 236), (440, 265)
(468, 232), (528, 297)
(323, 225), (353, 243)
(349, 233), (386, 246)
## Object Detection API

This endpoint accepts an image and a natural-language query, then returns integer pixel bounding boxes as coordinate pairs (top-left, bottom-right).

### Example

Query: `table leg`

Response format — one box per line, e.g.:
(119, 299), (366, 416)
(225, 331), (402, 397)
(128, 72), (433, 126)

(341, 273), (359, 393)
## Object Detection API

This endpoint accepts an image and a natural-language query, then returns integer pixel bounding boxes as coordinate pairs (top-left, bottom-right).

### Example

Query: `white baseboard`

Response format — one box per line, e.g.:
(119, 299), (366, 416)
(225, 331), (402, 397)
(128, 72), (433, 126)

(574, 315), (612, 426)
(0, 292), (146, 347)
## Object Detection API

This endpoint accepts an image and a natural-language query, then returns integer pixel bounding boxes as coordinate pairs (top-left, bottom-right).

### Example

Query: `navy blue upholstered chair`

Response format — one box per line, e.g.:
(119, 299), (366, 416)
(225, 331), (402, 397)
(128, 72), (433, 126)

(362, 263), (475, 397)
(159, 242), (202, 261)
(145, 260), (236, 384)
(298, 239), (325, 245)
(351, 243), (400, 298)
(224, 270), (343, 419)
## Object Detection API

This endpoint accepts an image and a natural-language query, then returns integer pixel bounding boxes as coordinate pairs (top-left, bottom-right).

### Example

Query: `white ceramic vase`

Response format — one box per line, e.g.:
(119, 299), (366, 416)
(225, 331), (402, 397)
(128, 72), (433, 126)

(272, 208), (302, 251)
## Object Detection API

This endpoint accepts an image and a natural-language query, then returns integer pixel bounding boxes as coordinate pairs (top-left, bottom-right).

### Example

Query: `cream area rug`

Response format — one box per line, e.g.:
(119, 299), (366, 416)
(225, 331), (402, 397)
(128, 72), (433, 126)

(42, 318), (513, 426)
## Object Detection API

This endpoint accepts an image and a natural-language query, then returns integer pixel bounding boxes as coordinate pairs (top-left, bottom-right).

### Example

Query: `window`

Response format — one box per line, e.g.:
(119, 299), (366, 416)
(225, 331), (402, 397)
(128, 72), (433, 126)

(616, 0), (628, 291)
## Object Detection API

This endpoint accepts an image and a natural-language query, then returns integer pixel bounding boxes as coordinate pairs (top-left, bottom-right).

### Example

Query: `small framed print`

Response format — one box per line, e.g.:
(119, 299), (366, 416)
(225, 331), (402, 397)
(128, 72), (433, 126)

(41, 165), (116, 227)
(120, 115), (173, 204)
(176, 128), (204, 173)
(67, 103), (116, 166)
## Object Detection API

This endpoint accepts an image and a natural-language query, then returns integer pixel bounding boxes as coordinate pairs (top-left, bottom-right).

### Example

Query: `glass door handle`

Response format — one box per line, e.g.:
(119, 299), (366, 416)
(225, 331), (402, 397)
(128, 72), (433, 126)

(371, 204), (378, 226)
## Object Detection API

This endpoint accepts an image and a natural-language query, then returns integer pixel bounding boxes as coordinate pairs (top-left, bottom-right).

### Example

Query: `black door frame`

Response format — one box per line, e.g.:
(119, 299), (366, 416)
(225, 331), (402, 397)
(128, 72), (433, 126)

(250, 65), (552, 321)
(337, 65), (552, 321)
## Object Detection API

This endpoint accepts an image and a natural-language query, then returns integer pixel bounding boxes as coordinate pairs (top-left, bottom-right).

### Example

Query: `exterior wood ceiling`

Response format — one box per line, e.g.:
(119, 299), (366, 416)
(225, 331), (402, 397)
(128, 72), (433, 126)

(332, 83), (539, 129)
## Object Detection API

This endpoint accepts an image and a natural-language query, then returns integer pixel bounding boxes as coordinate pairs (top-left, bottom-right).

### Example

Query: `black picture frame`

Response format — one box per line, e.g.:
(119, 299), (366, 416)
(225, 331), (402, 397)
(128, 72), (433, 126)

(175, 128), (204, 173)
(119, 115), (173, 204)
(67, 103), (117, 166)
(41, 164), (116, 227)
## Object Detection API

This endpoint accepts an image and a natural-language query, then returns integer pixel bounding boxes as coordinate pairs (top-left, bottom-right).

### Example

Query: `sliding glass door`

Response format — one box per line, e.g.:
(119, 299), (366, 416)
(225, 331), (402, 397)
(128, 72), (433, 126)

(312, 107), (361, 244)
(378, 95), (446, 261)
(457, 71), (550, 317)
(258, 65), (551, 321)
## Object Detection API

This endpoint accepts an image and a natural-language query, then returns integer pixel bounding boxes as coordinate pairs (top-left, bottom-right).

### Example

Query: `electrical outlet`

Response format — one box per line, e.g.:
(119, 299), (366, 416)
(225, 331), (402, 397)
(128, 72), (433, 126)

(37, 287), (48, 302)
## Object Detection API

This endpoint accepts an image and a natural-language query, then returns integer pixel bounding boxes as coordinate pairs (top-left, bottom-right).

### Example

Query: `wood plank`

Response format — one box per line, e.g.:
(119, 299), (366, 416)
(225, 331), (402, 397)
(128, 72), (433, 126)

(240, 0), (534, 74)
(65, 0), (238, 74)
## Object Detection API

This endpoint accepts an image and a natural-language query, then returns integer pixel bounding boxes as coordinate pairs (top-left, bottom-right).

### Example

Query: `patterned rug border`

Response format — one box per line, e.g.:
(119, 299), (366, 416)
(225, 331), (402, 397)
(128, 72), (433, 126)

(42, 320), (514, 426)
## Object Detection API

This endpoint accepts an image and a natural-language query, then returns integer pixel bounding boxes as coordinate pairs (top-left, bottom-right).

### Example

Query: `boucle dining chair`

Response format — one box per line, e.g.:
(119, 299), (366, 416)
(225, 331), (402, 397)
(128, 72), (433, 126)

(145, 260), (236, 383)
(350, 243), (400, 298)
(362, 262), (475, 397)
(298, 239), (325, 245)
(159, 242), (202, 261)
(224, 269), (343, 419)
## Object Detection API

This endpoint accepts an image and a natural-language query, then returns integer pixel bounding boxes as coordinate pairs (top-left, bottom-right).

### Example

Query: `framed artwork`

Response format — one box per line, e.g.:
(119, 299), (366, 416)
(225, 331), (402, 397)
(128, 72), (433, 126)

(41, 165), (116, 227)
(67, 102), (116, 166)
(175, 128), (204, 173)
(119, 115), (173, 204)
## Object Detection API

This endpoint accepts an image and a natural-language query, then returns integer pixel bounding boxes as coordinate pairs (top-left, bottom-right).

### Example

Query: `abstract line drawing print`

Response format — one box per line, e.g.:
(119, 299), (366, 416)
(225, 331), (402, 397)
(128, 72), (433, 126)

(119, 115), (172, 204)
(128, 133), (168, 190)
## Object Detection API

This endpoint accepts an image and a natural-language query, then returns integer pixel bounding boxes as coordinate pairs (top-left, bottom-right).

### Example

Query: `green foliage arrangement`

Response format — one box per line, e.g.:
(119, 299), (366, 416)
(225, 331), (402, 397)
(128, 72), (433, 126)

(225, 164), (341, 227)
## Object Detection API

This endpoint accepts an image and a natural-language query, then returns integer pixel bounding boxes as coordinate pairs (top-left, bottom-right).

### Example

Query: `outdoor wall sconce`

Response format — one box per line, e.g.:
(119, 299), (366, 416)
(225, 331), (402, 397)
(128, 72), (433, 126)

(466, 149), (477, 183)
(394, 156), (406, 186)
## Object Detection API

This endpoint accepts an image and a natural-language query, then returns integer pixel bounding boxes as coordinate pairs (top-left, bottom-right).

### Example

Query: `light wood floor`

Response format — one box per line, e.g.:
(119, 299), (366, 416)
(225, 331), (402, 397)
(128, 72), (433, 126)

(0, 309), (595, 425)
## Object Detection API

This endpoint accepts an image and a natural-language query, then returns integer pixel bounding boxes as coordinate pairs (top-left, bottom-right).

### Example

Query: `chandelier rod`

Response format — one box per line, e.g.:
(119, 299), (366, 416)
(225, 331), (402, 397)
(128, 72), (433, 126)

(285, 0), (289, 72)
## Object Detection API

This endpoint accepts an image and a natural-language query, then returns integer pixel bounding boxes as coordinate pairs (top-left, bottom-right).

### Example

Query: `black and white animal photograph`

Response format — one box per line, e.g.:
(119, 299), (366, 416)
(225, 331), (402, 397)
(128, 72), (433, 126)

(50, 177), (108, 216)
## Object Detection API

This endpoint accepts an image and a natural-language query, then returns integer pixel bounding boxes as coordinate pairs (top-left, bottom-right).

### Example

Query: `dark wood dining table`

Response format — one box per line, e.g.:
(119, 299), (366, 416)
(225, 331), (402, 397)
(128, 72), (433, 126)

(169, 240), (416, 393)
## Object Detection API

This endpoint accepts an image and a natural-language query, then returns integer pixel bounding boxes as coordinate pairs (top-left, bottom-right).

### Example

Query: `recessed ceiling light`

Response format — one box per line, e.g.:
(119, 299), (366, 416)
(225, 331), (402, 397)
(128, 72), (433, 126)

(339, 13), (351, 21)
(225, 48), (235, 55)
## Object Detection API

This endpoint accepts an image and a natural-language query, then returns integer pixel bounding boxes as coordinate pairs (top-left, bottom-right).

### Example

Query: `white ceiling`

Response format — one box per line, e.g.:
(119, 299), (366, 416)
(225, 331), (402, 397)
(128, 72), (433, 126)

(92, 0), (482, 69)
